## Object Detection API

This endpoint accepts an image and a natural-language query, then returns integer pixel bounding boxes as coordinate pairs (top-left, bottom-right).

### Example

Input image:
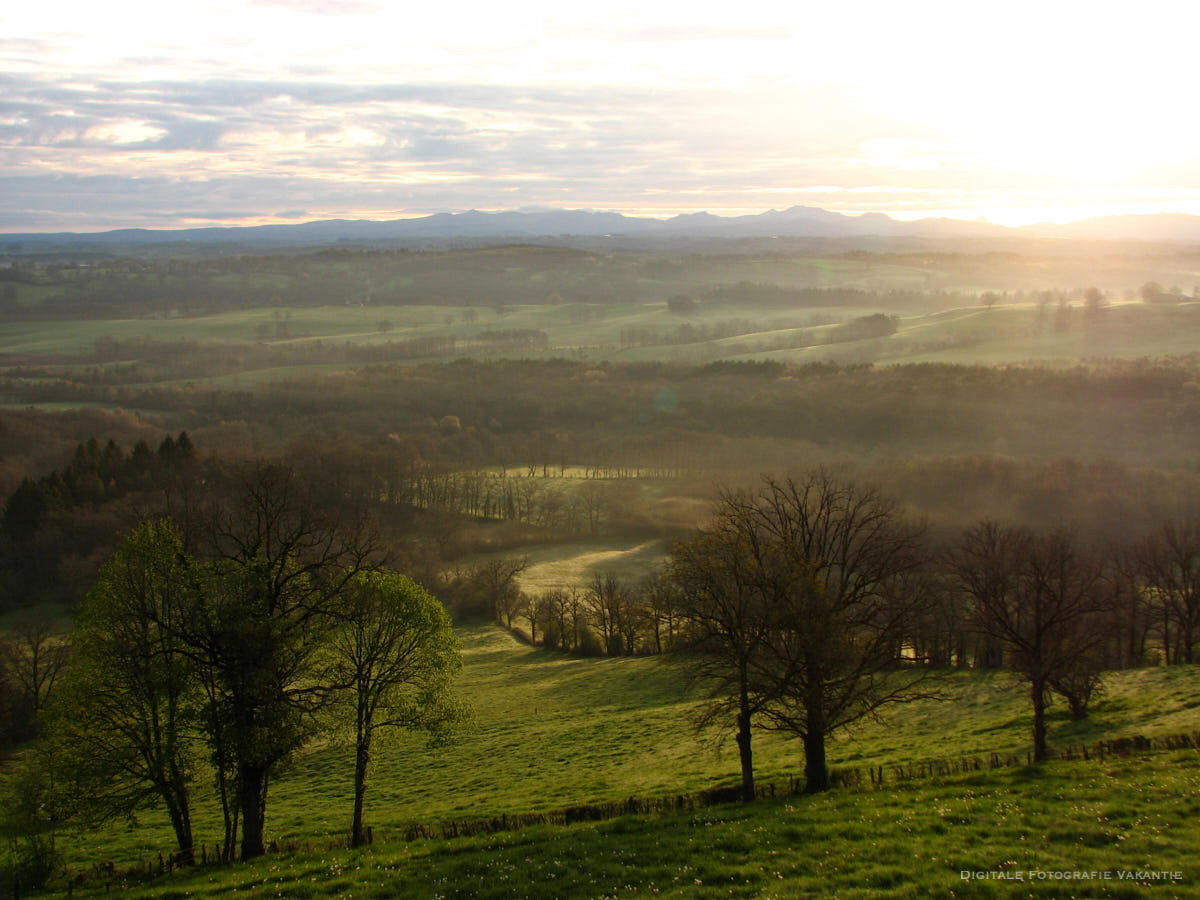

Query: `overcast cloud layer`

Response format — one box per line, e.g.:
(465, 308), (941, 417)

(2, 1), (1198, 231)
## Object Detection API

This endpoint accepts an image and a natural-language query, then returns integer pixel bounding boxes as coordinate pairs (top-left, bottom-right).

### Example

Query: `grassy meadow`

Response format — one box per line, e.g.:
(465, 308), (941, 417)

(514, 539), (670, 593)
(7, 299), (1200, 373)
(32, 625), (1200, 896)
(73, 752), (1200, 898)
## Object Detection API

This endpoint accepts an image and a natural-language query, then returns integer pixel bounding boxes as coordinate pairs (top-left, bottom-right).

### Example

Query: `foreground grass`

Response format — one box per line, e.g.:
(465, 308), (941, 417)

(66, 751), (1200, 898)
(43, 626), (1200, 881)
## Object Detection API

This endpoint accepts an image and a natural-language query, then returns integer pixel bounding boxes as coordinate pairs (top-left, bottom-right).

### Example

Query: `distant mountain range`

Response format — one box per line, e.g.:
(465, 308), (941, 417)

(6, 206), (1200, 249)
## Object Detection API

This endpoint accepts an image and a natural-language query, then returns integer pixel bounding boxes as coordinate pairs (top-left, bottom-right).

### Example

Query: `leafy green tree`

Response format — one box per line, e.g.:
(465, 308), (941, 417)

(0, 741), (65, 893)
(330, 571), (466, 846)
(49, 520), (198, 863)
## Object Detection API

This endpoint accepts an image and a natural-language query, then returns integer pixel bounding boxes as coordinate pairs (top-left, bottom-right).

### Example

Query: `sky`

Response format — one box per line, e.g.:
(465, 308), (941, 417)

(2, 0), (1199, 232)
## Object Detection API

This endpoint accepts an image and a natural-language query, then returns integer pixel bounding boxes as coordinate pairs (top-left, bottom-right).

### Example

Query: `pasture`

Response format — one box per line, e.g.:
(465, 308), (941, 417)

(71, 751), (1200, 898)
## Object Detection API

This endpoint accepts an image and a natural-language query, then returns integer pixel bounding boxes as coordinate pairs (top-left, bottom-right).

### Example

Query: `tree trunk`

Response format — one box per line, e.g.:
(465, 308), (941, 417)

(802, 678), (828, 793)
(802, 728), (828, 793)
(735, 687), (754, 803)
(164, 780), (195, 866)
(351, 736), (371, 848)
(239, 765), (269, 860)
(216, 763), (239, 862)
(1067, 694), (1086, 721)
(1031, 678), (1048, 763)
(165, 797), (195, 866)
(1162, 608), (1171, 665)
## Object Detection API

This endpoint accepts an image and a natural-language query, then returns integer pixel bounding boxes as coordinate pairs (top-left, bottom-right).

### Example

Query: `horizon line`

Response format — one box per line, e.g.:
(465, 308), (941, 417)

(4, 204), (1199, 237)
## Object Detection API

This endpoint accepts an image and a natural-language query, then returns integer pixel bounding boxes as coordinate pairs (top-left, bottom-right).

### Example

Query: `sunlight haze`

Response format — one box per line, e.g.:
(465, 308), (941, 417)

(2, 0), (1196, 231)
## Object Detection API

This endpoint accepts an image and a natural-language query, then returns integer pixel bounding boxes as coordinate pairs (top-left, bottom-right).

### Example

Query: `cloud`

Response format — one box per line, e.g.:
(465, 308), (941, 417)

(2, 0), (1197, 233)
(248, 0), (381, 13)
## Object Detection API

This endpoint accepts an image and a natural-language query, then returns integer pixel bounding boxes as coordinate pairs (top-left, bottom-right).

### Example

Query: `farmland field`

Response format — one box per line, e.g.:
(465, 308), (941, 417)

(5, 246), (1200, 407)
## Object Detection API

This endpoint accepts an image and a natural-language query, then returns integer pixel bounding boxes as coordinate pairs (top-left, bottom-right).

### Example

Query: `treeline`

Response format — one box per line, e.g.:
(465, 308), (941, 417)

(12, 358), (1200, 471)
(0, 247), (647, 318)
(1, 433), (195, 536)
(11, 330), (551, 386)
(0, 433), (198, 612)
(503, 504), (1200, 673)
(701, 283), (970, 310)
(619, 317), (779, 349)
(461, 565), (676, 657)
(616, 313), (900, 351)
(0, 407), (158, 498)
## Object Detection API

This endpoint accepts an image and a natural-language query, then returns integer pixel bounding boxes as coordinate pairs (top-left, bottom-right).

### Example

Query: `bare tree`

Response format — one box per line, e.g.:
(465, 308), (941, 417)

(586, 572), (627, 656)
(1135, 519), (1200, 664)
(948, 522), (1105, 761)
(0, 615), (70, 717)
(578, 480), (608, 536)
(471, 557), (530, 628)
(1100, 547), (1153, 669)
(642, 572), (681, 654)
(730, 474), (934, 792)
(673, 473), (934, 794)
(668, 521), (778, 802)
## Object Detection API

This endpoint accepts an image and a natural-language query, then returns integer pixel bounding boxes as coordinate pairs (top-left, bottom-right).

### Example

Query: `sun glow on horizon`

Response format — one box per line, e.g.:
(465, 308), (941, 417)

(3, 0), (1198, 231)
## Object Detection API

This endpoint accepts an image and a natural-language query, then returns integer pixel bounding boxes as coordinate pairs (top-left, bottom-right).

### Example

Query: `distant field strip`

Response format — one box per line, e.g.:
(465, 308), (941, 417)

(517, 539), (668, 592)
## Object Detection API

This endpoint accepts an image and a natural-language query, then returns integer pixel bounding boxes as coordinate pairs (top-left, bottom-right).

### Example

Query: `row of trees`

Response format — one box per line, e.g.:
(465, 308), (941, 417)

(2, 246), (651, 319)
(508, 506), (1199, 675)
(11, 464), (466, 875)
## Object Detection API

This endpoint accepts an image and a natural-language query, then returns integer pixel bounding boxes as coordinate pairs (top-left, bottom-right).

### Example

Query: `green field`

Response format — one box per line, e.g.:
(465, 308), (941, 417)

(516, 539), (669, 592)
(69, 752), (1200, 898)
(7, 299), (1200, 395)
(6, 243), (1200, 403)
(27, 625), (1200, 896)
